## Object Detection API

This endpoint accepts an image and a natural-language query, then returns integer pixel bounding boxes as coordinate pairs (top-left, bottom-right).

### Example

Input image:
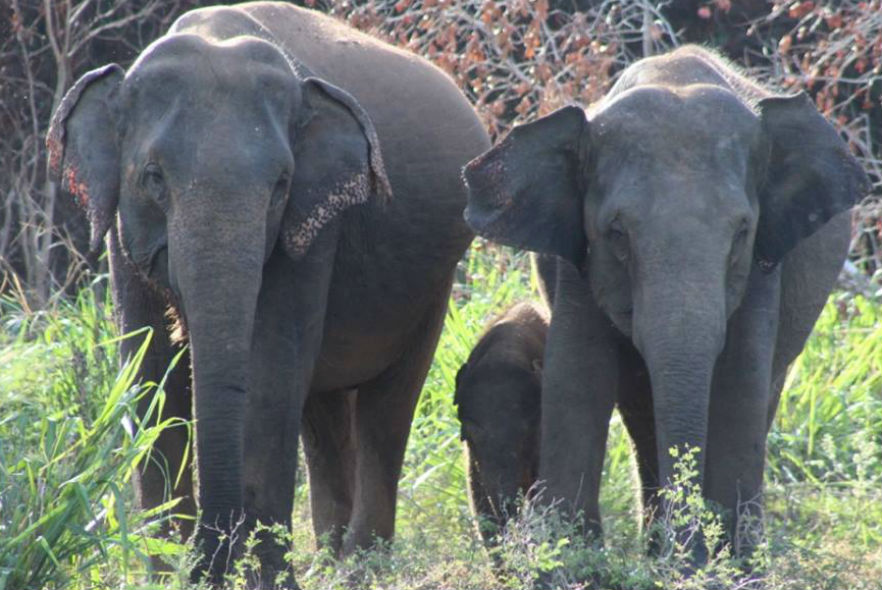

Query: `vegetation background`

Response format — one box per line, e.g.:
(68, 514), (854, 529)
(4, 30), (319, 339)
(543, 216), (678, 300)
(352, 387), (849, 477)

(1, 0), (880, 588)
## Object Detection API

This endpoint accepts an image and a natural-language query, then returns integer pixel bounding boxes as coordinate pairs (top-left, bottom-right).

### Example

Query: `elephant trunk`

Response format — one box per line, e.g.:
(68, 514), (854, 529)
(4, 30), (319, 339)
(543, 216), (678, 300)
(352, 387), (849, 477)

(632, 270), (727, 491)
(168, 201), (266, 566)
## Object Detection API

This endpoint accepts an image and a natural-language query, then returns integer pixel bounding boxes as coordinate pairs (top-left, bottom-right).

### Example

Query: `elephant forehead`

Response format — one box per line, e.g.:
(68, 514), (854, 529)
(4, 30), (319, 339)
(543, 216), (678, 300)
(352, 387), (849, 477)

(457, 364), (539, 410)
(591, 88), (759, 183)
(126, 33), (300, 107)
(593, 84), (759, 147)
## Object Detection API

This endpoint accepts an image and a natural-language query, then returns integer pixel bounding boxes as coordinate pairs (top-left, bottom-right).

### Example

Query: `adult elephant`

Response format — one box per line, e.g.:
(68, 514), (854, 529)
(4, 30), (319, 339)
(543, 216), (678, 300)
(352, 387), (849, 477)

(47, 2), (489, 586)
(464, 45), (868, 559)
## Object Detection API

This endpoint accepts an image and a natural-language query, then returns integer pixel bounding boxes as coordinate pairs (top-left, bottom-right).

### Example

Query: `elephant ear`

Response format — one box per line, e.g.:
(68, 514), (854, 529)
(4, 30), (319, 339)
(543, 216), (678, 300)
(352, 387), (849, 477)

(463, 105), (589, 269)
(282, 78), (392, 259)
(755, 92), (870, 268)
(46, 64), (124, 253)
(453, 363), (467, 407)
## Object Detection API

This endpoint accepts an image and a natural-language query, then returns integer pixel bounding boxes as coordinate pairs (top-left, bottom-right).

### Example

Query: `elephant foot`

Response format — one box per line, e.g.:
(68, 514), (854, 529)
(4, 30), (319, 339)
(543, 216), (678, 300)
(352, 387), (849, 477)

(190, 512), (302, 589)
(190, 514), (250, 588)
(245, 569), (300, 590)
(190, 532), (234, 588)
(249, 531), (298, 590)
(341, 526), (393, 558)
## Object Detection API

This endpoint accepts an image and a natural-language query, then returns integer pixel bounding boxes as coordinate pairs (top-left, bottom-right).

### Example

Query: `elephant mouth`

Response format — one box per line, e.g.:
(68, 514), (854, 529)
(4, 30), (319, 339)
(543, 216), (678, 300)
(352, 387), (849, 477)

(608, 307), (634, 337)
(148, 244), (168, 280)
(610, 307), (633, 321)
(596, 295), (633, 321)
(144, 244), (180, 313)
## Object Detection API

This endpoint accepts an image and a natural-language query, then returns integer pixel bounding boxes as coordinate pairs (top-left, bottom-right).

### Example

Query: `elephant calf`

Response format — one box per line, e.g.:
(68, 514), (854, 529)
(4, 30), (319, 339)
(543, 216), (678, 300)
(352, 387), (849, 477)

(464, 44), (869, 562)
(455, 301), (548, 545)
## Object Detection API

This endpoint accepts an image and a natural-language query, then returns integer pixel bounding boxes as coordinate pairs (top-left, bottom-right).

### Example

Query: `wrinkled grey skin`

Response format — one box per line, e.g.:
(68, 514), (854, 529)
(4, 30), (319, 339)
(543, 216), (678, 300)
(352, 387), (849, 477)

(47, 3), (488, 587)
(464, 45), (868, 560)
(454, 301), (548, 546)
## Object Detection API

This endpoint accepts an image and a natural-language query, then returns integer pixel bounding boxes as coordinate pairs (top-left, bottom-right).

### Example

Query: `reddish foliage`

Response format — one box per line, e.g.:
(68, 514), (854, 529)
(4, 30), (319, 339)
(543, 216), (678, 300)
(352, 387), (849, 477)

(2, 0), (879, 302)
(325, 1), (677, 139)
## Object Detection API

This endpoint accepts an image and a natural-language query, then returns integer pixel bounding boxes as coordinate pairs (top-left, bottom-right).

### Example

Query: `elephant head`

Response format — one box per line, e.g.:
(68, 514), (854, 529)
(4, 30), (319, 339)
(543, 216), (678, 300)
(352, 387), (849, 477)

(454, 302), (547, 543)
(464, 86), (867, 489)
(47, 32), (390, 563)
(455, 355), (541, 539)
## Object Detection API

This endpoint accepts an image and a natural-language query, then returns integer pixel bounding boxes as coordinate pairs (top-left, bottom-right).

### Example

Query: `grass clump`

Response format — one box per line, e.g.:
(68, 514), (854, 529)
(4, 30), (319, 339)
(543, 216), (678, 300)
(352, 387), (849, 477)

(0, 281), (187, 589)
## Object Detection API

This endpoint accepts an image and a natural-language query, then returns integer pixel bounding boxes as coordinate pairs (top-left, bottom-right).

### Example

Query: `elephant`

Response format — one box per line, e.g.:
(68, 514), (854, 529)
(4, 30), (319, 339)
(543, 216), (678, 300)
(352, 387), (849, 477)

(46, 2), (489, 586)
(463, 45), (869, 561)
(454, 301), (548, 546)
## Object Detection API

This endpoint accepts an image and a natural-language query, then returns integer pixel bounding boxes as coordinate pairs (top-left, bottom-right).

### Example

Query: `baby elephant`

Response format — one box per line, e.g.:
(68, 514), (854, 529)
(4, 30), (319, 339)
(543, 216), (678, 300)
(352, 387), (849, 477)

(454, 301), (549, 544)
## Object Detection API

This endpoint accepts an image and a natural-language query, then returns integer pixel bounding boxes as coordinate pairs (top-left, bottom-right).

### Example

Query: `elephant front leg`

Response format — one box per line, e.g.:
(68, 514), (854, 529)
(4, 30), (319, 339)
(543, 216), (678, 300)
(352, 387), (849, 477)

(538, 262), (618, 540)
(241, 248), (336, 589)
(706, 264), (781, 560)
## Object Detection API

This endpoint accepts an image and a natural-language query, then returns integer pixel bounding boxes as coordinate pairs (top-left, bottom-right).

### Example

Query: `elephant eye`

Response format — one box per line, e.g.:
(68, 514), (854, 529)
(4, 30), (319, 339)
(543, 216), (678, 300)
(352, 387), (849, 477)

(141, 163), (168, 209)
(607, 218), (630, 263)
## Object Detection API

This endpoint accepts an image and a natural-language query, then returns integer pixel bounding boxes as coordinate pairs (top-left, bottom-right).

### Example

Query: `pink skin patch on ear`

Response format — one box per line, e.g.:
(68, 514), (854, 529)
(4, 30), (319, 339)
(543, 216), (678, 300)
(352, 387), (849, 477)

(482, 157), (513, 207)
(63, 164), (90, 207)
(464, 140), (514, 209)
(285, 172), (368, 257)
(46, 133), (63, 179)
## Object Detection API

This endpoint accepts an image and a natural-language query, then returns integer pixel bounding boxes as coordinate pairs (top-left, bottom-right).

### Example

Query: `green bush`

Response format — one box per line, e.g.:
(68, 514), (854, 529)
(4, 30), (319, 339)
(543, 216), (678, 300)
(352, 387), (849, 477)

(0, 282), (187, 590)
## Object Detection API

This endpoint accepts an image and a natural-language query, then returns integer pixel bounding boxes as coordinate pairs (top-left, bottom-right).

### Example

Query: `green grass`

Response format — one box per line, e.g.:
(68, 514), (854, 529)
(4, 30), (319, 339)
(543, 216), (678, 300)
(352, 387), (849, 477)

(1, 243), (880, 589)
